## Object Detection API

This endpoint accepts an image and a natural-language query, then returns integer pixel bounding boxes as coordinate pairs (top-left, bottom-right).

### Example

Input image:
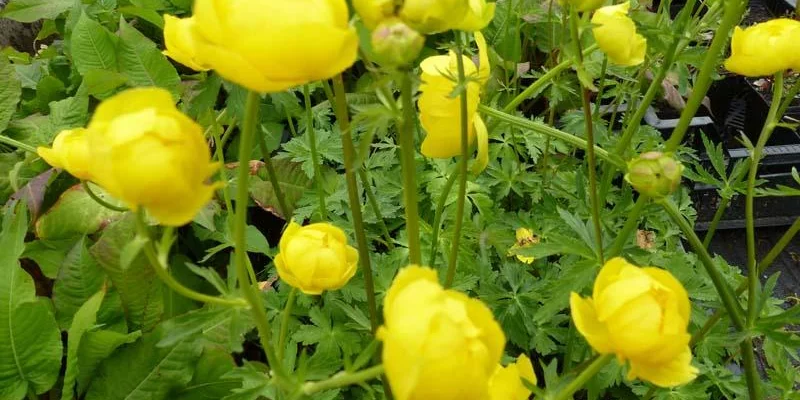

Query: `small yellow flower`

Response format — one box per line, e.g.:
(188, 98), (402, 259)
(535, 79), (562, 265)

(507, 228), (540, 264)
(570, 257), (699, 387)
(378, 265), (506, 400)
(164, 0), (358, 93)
(401, 0), (495, 34)
(86, 87), (221, 226)
(163, 15), (210, 71)
(274, 221), (358, 295)
(561, 0), (605, 12)
(724, 18), (800, 77)
(488, 354), (537, 400)
(419, 32), (490, 173)
(591, 2), (647, 67)
(37, 128), (92, 181)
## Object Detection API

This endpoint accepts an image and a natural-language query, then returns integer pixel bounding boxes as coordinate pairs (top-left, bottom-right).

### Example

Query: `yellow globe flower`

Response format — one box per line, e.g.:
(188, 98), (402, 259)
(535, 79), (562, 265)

(724, 18), (800, 77)
(507, 227), (540, 264)
(570, 257), (699, 387)
(37, 128), (92, 181)
(164, 0), (358, 93)
(419, 32), (490, 173)
(86, 87), (221, 226)
(591, 2), (647, 67)
(488, 354), (537, 400)
(378, 265), (506, 400)
(352, 0), (395, 30)
(400, 0), (494, 33)
(274, 221), (358, 295)
(163, 15), (210, 71)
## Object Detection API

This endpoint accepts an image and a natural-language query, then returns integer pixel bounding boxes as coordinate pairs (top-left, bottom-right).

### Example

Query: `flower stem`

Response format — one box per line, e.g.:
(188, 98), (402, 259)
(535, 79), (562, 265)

(606, 196), (648, 258)
(331, 75), (379, 332)
(479, 105), (625, 168)
(302, 365), (385, 395)
(429, 169), (459, 267)
(257, 129), (290, 219)
(740, 339), (761, 400)
(745, 72), (784, 329)
(304, 84), (328, 222)
(277, 287), (297, 361)
(358, 168), (395, 250)
(134, 211), (248, 308)
(399, 71), (422, 264)
(0, 134), (36, 153)
(550, 354), (613, 400)
(702, 196), (730, 248)
(82, 181), (128, 212)
(444, 33), (470, 288)
(236, 91), (285, 380)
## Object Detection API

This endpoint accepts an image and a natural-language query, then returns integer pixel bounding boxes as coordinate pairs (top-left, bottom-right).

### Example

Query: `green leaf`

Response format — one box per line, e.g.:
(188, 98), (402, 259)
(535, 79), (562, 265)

(52, 237), (106, 329)
(35, 183), (126, 240)
(82, 69), (128, 99)
(0, 205), (63, 399)
(159, 306), (254, 353)
(90, 214), (164, 332)
(23, 237), (81, 279)
(76, 329), (142, 395)
(48, 94), (89, 134)
(117, 20), (181, 98)
(0, 56), (22, 133)
(173, 347), (239, 400)
(119, 6), (165, 29)
(62, 290), (105, 400)
(70, 12), (118, 75)
(248, 158), (312, 219)
(0, 0), (73, 22)
(84, 327), (204, 400)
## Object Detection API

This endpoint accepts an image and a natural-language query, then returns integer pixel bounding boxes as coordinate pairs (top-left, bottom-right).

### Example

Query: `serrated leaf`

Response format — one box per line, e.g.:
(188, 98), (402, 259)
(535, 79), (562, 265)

(173, 347), (239, 400)
(23, 237), (80, 279)
(84, 327), (203, 400)
(0, 56), (22, 134)
(48, 94), (89, 136)
(185, 263), (228, 296)
(0, 0), (73, 22)
(52, 237), (106, 330)
(117, 20), (181, 97)
(76, 329), (142, 395)
(70, 12), (118, 75)
(82, 69), (128, 99)
(62, 291), (105, 400)
(35, 183), (126, 240)
(157, 307), (229, 348)
(248, 158), (312, 219)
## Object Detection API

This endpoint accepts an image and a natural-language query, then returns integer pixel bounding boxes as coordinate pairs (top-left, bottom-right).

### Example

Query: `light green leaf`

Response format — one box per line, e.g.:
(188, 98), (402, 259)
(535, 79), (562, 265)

(23, 237), (81, 279)
(119, 6), (165, 29)
(35, 183), (126, 240)
(84, 328), (204, 400)
(70, 12), (118, 75)
(0, 0), (73, 22)
(52, 237), (106, 329)
(0, 205), (63, 399)
(77, 329), (142, 395)
(0, 56), (22, 133)
(48, 94), (89, 134)
(62, 291), (105, 400)
(117, 20), (181, 97)
(90, 214), (163, 332)
(82, 69), (128, 99)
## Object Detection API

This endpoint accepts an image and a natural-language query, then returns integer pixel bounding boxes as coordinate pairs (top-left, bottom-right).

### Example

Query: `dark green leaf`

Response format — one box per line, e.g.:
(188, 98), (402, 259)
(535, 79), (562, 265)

(70, 12), (118, 75)
(117, 20), (181, 98)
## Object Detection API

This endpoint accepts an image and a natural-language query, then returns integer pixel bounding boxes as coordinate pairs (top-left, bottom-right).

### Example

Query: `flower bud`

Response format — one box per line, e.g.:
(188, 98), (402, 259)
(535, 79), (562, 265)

(625, 151), (684, 198)
(371, 18), (425, 67)
(353, 0), (396, 30)
(274, 221), (358, 295)
(37, 128), (92, 181)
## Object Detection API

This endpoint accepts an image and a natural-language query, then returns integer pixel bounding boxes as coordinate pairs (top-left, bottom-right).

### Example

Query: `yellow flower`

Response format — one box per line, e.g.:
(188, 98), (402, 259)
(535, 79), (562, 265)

(561, 0), (605, 12)
(400, 0), (494, 33)
(419, 32), (490, 173)
(274, 221), (358, 295)
(570, 257), (698, 387)
(352, 0), (395, 30)
(163, 15), (210, 71)
(507, 228), (540, 264)
(378, 265), (506, 400)
(37, 128), (92, 181)
(164, 0), (358, 93)
(488, 354), (537, 400)
(724, 19), (800, 77)
(591, 2), (647, 67)
(86, 87), (221, 226)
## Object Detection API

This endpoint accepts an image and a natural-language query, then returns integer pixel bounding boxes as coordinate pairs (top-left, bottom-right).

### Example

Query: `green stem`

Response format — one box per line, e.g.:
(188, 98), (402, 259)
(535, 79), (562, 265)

(358, 168), (395, 250)
(235, 91), (285, 379)
(0, 134), (37, 153)
(740, 339), (761, 400)
(82, 181), (128, 212)
(277, 287), (297, 361)
(399, 72), (422, 264)
(134, 211), (247, 308)
(304, 84), (328, 221)
(444, 34), (470, 288)
(745, 72), (784, 328)
(702, 196), (730, 248)
(502, 44), (598, 113)
(659, 199), (746, 330)
(332, 75), (379, 332)
(593, 57), (608, 119)
(428, 170), (459, 267)
(570, 7), (604, 262)
(479, 105), (625, 168)
(607, 196), (648, 258)
(211, 117), (235, 215)
(302, 365), (385, 395)
(551, 354), (613, 400)
(257, 129), (291, 219)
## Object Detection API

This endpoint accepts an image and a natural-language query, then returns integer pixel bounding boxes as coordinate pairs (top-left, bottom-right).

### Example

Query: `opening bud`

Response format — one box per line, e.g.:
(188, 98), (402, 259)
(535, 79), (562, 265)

(371, 18), (425, 67)
(624, 151), (684, 199)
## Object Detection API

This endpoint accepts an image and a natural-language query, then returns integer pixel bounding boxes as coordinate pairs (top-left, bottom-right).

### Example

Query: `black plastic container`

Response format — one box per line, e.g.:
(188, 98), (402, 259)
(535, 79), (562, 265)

(763, 0), (796, 17)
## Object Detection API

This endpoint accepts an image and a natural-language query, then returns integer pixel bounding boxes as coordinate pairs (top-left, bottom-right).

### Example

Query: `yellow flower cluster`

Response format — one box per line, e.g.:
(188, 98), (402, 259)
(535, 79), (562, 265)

(164, 0), (358, 93)
(571, 258), (699, 387)
(354, 0), (495, 34)
(37, 88), (220, 226)
(724, 18), (800, 77)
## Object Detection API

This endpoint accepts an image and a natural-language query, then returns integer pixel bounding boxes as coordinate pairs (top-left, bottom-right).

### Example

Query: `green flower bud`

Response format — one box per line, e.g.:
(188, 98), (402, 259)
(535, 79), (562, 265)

(371, 18), (425, 67)
(624, 151), (684, 198)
